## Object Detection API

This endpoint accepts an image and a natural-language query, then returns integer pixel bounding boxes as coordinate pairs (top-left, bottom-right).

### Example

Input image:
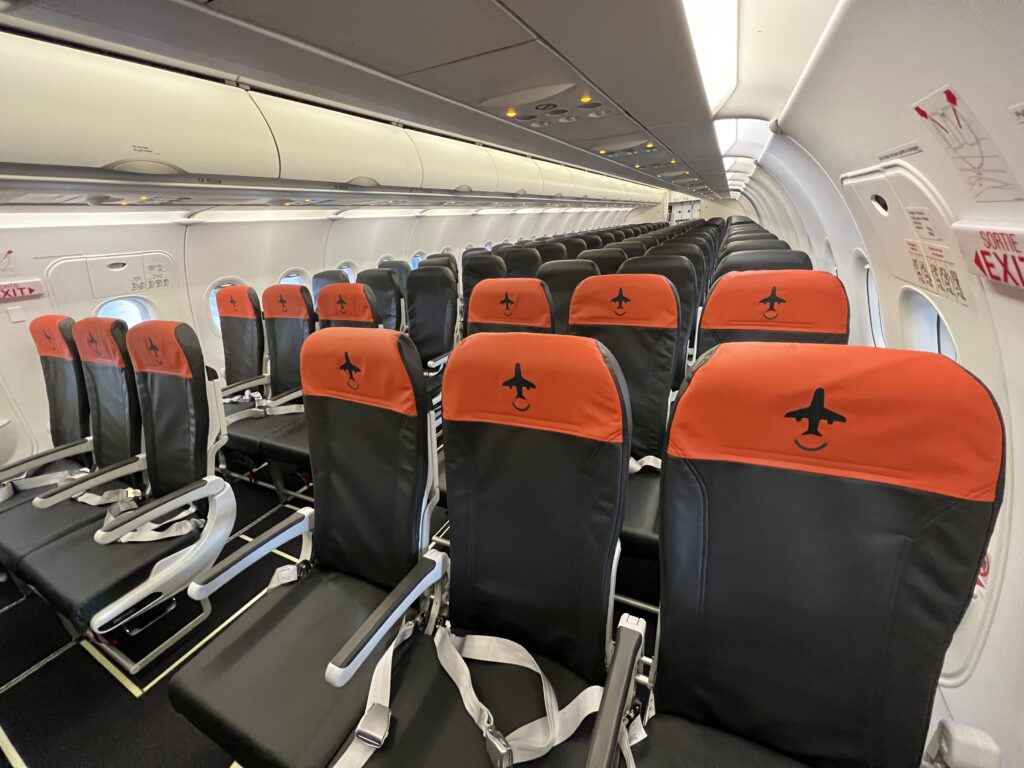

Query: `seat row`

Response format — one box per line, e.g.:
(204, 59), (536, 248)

(164, 325), (1004, 768)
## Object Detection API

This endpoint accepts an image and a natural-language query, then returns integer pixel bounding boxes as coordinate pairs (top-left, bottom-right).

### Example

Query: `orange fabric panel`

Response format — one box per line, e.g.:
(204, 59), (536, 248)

(262, 284), (311, 320)
(29, 315), (74, 360)
(318, 284), (376, 323)
(701, 270), (849, 333)
(467, 278), (553, 328)
(73, 317), (125, 368)
(301, 327), (417, 416)
(569, 274), (678, 328)
(669, 343), (1003, 501)
(216, 285), (258, 320)
(127, 321), (192, 378)
(443, 332), (624, 443)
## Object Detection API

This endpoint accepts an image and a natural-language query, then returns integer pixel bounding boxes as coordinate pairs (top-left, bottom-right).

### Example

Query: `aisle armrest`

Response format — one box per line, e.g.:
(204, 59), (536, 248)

(94, 476), (224, 544)
(34, 454), (146, 508)
(585, 614), (646, 768)
(0, 438), (91, 483)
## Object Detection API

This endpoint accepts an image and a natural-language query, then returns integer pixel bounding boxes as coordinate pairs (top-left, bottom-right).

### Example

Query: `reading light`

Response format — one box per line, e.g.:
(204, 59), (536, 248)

(598, 149), (607, 155)
(645, 142), (655, 149)
(634, 164), (641, 169)
(139, 195), (149, 201)
(670, 159), (678, 165)
(579, 95), (592, 104)
(682, 0), (738, 114)
(505, 108), (517, 118)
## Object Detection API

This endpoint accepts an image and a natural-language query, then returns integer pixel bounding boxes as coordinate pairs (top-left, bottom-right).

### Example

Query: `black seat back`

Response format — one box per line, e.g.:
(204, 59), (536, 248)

(357, 269), (403, 331)
(215, 285), (264, 386)
(537, 259), (600, 334)
(580, 233), (603, 249)
(312, 270), (350, 310)
(406, 265), (458, 364)
(29, 315), (89, 447)
(318, 283), (382, 329)
(72, 317), (141, 469)
(378, 260), (412, 294)
(461, 253), (507, 334)
(420, 253), (458, 281)
(443, 333), (629, 682)
(698, 269), (850, 356)
(530, 241), (568, 264)
(302, 328), (430, 589)
(618, 254), (698, 387)
(580, 248), (626, 275)
(501, 246), (542, 278)
(126, 321), (211, 498)
(649, 242), (708, 297)
(560, 237), (588, 259)
(659, 343), (1005, 767)
(616, 240), (646, 260)
(720, 239), (791, 259)
(261, 284), (316, 394)
(467, 278), (554, 334)
(594, 231), (616, 246)
(712, 249), (813, 282)
(570, 274), (680, 458)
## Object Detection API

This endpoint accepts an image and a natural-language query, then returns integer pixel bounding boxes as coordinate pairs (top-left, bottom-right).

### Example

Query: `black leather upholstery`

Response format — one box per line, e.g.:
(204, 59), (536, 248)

(537, 259), (600, 334)
(216, 287), (265, 386)
(378, 260), (412, 294)
(358, 269), (403, 331)
(633, 715), (809, 767)
(647, 243), (708, 297)
(501, 247), (542, 278)
(580, 233), (603, 249)
(312, 270), (350, 309)
(406, 266), (458, 365)
(580, 248), (626, 275)
(461, 253), (507, 335)
(559, 237), (588, 259)
(262, 284), (316, 394)
(530, 241), (568, 263)
(616, 240), (646, 259)
(28, 315), (90, 447)
(712, 250), (813, 282)
(719, 239), (792, 258)
(420, 253), (459, 280)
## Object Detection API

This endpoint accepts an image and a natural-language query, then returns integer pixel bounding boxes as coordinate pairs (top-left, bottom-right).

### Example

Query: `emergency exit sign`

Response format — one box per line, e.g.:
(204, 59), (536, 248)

(0, 278), (44, 301)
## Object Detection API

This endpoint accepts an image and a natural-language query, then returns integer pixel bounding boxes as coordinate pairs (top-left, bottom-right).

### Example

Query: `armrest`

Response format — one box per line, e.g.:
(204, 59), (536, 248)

(264, 387), (302, 408)
(33, 454), (146, 508)
(0, 438), (91, 483)
(585, 614), (647, 768)
(93, 476), (224, 544)
(188, 507), (313, 600)
(222, 374), (269, 398)
(425, 353), (450, 377)
(325, 550), (448, 688)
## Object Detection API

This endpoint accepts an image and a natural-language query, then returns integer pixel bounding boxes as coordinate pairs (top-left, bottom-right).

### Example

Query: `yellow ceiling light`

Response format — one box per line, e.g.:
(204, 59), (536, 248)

(645, 142), (655, 149)
(119, 201), (128, 206)
(304, 198), (312, 203)
(670, 158), (678, 165)
(505, 107), (517, 118)
(598, 149), (607, 155)
(579, 95), (592, 104)
(634, 163), (641, 169)
(139, 195), (149, 201)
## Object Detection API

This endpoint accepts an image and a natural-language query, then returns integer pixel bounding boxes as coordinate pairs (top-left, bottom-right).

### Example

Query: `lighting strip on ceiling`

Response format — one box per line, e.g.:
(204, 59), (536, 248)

(682, 0), (739, 114)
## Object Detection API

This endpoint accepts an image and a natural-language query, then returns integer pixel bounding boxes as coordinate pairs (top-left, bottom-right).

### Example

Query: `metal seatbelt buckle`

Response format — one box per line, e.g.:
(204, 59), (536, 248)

(485, 727), (513, 768)
(355, 703), (391, 749)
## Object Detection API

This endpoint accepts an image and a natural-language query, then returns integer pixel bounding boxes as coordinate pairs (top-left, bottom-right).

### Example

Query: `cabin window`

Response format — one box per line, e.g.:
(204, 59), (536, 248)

(96, 296), (154, 328)
(865, 265), (885, 347)
(336, 261), (358, 282)
(410, 250), (427, 268)
(900, 288), (958, 361)
(279, 268), (310, 287)
(207, 279), (246, 334)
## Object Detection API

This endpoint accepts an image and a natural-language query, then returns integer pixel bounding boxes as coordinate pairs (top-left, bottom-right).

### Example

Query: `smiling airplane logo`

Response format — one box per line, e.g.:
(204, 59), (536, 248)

(336, 294), (348, 315)
(499, 292), (515, 316)
(759, 286), (785, 320)
(784, 388), (846, 452)
(610, 288), (631, 316)
(146, 336), (163, 364)
(339, 351), (361, 390)
(277, 293), (289, 313)
(502, 362), (535, 412)
(87, 332), (101, 353)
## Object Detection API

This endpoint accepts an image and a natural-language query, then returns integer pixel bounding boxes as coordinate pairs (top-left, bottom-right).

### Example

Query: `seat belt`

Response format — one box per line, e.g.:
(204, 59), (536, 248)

(628, 456), (661, 474)
(0, 465), (90, 502)
(433, 626), (635, 768)
(77, 486), (204, 543)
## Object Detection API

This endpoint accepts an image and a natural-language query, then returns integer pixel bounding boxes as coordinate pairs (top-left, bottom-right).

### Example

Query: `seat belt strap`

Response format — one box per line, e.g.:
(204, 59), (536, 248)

(0, 465), (90, 501)
(263, 404), (304, 416)
(77, 486), (144, 507)
(331, 620), (417, 768)
(628, 456), (662, 474)
(101, 502), (204, 543)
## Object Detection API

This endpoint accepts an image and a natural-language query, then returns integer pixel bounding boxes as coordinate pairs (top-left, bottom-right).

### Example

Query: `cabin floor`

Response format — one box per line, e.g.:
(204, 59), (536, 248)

(0, 479), (296, 768)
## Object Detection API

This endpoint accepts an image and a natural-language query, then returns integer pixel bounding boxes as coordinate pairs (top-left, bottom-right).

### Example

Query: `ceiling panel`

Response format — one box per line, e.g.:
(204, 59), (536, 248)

(205, 0), (535, 77)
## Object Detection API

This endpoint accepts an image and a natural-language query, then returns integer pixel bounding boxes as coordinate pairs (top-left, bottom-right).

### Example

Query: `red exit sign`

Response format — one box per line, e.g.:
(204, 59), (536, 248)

(956, 224), (1024, 292)
(0, 278), (44, 301)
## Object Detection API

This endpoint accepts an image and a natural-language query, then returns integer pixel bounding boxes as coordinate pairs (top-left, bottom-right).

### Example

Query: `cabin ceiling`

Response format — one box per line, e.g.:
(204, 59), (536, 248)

(0, 0), (729, 198)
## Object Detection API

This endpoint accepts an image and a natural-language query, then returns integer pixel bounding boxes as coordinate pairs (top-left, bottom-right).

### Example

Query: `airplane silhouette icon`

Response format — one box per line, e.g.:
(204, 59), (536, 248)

(499, 292), (515, 315)
(785, 388), (846, 451)
(42, 329), (56, 349)
(339, 352), (361, 389)
(87, 332), (100, 350)
(336, 295), (347, 313)
(147, 337), (161, 360)
(228, 295), (238, 309)
(759, 286), (785, 314)
(610, 288), (631, 315)
(278, 294), (288, 312)
(502, 362), (535, 411)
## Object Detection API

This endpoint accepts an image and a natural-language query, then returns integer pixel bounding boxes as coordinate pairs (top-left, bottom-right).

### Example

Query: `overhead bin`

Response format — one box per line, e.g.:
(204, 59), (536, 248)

(0, 32), (279, 179)
(487, 149), (544, 196)
(536, 160), (575, 197)
(251, 92), (422, 188)
(410, 132), (498, 193)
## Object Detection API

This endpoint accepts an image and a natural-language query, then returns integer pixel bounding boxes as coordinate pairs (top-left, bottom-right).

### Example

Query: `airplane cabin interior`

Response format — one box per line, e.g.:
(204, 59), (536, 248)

(0, 1), (1021, 766)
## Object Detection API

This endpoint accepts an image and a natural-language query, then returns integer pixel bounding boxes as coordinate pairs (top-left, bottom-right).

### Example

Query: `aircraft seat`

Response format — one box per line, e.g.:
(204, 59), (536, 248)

(357, 268), (403, 331)
(378, 259), (412, 295)
(618, 253), (698, 387)
(0, 315), (91, 513)
(616, 342), (1006, 768)
(712, 249), (813, 282)
(17, 321), (235, 669)
(461, 253), (506, 336)
(616, 240), (646, 259)
(537, 258), (600, 334)
(420, 253), (459, 280)
(406, 265), (459, 396)
(529, 240), (568, 263)
(559, 236), (589, 259)
(318, 282), (382, 329)
(500, 246), (542, 278)
(594, 231), (616, 245)
(312, 269), (350, 310)
(170, 327), (436, 768)
(720, 238), (791, 259)
(466, 277), (555, 334)
(0, 317), (140, 572)
(698, 270), (850, 356)
(646, 242), (708, 300)
(580, 233), (603, 249)
(215, 286), (265, 390)
(580, 247), (627, 275)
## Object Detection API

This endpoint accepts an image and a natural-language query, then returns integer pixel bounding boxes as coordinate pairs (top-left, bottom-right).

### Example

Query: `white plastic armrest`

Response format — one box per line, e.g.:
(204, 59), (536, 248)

(93, 475), (225, 545)
(34, 454), (147, 508)
(426, 354), (450, 373)
(0, 437), (92, 483)
(922, 719), (1000, 768)
(188, 507), (313, 600)
(222, 374), (269, 398)
(325, 550), (448, 688)
(264, 387), (303, 408)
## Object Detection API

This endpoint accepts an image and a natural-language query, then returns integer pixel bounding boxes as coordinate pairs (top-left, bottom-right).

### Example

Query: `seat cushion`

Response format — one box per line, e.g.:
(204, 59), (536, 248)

(621, 469), (660, 558)
(18, 523), (199, 632)
(259, 417), (309, 466)
(0, 459), (88, 514)
(169, 570), (389, 768)
(360, 632), (593, 767)
(227, 415), (305, 461)
(0, 483), (125, 571)
(633, 714), (809, 767)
